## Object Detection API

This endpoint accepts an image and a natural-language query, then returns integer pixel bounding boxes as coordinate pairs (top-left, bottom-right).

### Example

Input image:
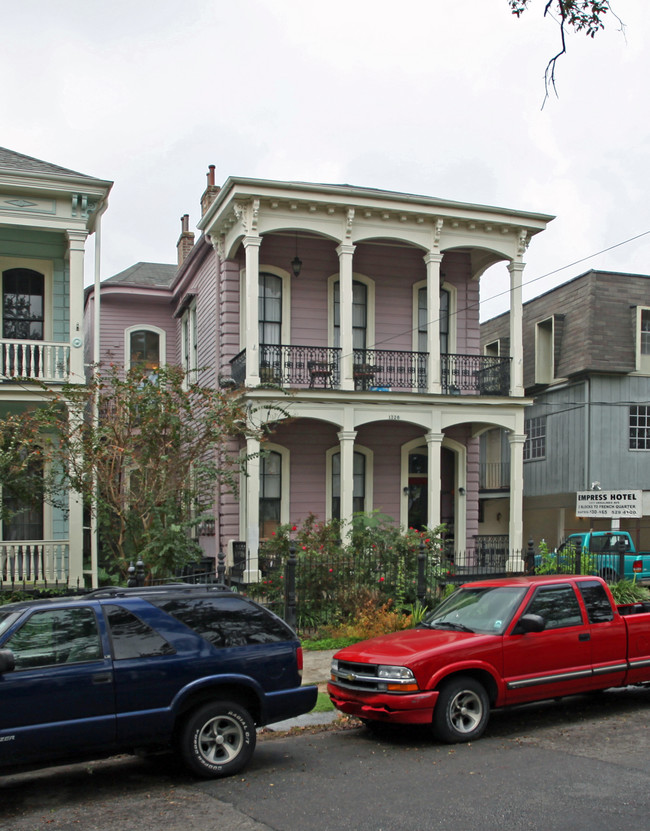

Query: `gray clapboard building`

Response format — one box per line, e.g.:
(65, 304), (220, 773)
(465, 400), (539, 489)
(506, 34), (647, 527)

(480, 270), (650, 550)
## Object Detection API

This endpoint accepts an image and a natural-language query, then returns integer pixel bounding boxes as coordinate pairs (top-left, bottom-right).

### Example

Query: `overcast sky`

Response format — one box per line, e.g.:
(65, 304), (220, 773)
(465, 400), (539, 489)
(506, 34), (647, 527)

(3, 0), (648, 319)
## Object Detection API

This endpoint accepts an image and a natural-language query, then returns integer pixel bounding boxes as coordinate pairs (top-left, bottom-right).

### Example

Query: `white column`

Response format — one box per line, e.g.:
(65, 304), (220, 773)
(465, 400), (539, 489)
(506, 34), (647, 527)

(66, 230), (88, 384)
(426, 431), (444, 530)
(336, 244), (355, 391)
(508, 432), (526, 568)
(66, 402), (85, 587)
(244, 436), (261, 581)
(424, 253), (442, 394)
(508, 260), (525, 397)
(243, 235), (262, 386)
(337, 430), (357, 541)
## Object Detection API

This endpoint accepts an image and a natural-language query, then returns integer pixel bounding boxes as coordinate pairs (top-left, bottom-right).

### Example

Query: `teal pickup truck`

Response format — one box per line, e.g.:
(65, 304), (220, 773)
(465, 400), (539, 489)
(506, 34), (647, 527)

(555, 531), (650, 583)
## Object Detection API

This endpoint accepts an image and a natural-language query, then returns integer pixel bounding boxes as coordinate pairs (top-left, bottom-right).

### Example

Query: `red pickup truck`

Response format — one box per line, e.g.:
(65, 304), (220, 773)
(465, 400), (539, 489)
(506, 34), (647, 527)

(328, 575), (650, 743)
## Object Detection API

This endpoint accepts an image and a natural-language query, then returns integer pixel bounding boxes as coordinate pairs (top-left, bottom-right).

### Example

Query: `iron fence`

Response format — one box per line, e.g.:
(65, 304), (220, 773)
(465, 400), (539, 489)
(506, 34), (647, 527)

(238, 544), (527, 630)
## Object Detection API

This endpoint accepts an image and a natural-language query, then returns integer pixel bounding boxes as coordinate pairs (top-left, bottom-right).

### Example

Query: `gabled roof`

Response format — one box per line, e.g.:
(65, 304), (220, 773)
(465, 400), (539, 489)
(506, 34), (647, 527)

(103, 262), (177, 289)
(0, 146), (96, 179)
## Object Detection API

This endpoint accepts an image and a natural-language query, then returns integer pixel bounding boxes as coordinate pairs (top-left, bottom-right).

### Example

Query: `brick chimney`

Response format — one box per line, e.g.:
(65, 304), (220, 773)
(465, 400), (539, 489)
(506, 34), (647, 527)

(177, 214), (195, 266)
(201, 165), (220, 217)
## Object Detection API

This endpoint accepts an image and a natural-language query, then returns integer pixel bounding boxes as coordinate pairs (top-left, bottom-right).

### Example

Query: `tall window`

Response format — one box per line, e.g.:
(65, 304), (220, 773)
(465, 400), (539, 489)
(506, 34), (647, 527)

(129, 330), (160, 374)
(331, 451), (366, 519)
(524, 415), (546, 461)
(2, 455), (44, 541)
(629, 406), (650, 450)
(2, 268), (44, 341)
(181, 302), (198, 383)
(417, 287), (450, 354)
(334, 281), (367, 350)
(259, 273), (282, 347)
(260, 451), (282, 537)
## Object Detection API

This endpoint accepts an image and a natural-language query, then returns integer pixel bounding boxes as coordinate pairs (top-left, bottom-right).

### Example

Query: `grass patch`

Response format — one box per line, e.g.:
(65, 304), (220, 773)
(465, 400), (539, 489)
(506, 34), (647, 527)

(302, 636), (360, 651)
(313, 691), (334, 713)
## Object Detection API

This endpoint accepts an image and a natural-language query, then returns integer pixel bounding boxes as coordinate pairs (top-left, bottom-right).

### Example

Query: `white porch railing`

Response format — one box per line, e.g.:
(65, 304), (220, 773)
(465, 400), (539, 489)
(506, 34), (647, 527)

(0, 541), (70, 584)
(1, 340), (70, 383)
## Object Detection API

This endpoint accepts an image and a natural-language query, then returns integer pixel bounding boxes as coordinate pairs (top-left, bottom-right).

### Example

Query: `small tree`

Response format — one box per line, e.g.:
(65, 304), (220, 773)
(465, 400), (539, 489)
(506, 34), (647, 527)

(39, 365), (260, 581)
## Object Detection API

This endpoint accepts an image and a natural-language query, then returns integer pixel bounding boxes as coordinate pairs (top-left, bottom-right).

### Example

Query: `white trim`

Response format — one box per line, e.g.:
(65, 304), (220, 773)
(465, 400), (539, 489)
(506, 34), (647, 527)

(238, 441), (291, 547)
(636, 305), (650, 374)
(124, 324), (167, 370)
(534, 317), (554, 385)
(240, 265), (292, 352)
(399, 436), (466, 549)
(180, 300), (198, 386)
(328, 272), (375, 348)
(1, 256), (54, 341)
(325, 444), (373, 520)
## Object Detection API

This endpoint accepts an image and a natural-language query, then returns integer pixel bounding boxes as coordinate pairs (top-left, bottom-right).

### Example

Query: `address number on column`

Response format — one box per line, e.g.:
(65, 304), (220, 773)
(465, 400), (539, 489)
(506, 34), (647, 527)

(388, 415), (400, 420)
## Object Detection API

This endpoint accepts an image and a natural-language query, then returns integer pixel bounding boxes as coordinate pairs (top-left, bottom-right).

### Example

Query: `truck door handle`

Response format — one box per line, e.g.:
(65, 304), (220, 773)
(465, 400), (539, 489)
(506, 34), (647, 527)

(92, 672), (113, 685)
(578, 633), (590, 642)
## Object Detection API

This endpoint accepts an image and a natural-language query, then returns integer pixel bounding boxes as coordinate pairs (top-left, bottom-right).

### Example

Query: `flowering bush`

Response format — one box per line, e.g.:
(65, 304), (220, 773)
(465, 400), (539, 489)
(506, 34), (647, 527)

(257, 512), (447, 630)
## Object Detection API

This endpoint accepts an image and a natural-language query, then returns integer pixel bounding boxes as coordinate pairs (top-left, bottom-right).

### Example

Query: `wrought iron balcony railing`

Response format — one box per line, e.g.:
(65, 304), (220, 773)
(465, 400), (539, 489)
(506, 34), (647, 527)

(442, 353), (510, 396)
(229, 346), (511, 396)
(352, 348), (426, 390)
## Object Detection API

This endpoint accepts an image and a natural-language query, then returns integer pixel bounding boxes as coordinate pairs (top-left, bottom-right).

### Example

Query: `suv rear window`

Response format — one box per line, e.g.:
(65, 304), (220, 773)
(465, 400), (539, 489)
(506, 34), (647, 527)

(150, 595), (294, 647)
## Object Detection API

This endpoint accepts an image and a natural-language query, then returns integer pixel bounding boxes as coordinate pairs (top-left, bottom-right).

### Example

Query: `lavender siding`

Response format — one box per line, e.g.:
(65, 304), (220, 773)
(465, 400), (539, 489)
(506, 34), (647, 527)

(176, 247), (218, 387)
(100, 293), (176, 367)
(222, 237), (474, 355)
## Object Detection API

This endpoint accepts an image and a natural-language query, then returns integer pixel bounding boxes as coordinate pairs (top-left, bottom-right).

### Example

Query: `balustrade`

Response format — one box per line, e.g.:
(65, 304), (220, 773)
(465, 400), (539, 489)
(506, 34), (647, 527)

(1, 340), (70, 383)
(229, 346), (511, 396)
(0, 541), (70, 584)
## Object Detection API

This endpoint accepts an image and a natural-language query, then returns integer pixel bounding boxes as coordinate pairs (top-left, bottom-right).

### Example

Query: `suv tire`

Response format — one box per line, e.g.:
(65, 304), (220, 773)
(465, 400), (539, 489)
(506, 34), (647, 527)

(179, 700), (256, 778)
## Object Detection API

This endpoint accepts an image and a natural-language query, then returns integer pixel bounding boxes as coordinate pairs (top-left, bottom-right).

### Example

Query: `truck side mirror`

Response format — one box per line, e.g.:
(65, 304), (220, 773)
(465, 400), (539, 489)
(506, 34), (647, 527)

(0, 649), (15, 674)
(513, 613), (546, 634)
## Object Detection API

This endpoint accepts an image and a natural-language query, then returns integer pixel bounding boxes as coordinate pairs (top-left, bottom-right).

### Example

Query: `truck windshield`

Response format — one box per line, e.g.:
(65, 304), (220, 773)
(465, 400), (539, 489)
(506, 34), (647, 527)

(421, 586), (527, 635)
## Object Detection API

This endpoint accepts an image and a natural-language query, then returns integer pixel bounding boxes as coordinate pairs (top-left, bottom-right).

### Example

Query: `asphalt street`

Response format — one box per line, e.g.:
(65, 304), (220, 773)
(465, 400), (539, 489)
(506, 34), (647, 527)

(2, 684), (649, 831)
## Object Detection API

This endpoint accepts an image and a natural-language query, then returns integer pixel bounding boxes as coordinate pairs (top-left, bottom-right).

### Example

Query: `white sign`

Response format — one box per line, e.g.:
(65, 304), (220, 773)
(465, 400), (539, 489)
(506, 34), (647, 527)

(576, 490), (643, 518)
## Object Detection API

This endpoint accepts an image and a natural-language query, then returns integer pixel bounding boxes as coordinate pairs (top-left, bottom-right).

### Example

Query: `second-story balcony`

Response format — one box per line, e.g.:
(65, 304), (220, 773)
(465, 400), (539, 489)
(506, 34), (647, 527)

(230, 345), (511, 396)
(1, 340), (71, 383)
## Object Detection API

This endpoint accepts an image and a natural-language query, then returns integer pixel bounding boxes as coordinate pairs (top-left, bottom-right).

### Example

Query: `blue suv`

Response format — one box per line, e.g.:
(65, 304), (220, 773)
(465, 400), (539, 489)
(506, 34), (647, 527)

(0, 585), (317, 778)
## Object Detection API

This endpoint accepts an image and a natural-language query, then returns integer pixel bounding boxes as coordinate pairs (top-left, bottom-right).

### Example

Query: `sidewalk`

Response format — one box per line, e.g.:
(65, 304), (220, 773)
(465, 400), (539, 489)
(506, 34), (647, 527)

(263, 649), (339, 732)
(302, 648), (337, 685)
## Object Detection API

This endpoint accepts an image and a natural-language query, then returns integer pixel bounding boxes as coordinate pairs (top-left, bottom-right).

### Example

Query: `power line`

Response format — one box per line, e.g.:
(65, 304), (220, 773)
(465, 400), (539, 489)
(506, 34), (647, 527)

(367, 228), (650, 354)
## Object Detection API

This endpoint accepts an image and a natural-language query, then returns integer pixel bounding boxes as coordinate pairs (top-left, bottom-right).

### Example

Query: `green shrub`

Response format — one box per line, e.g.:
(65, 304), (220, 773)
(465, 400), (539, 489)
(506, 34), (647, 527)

(609, 579), (650, 605)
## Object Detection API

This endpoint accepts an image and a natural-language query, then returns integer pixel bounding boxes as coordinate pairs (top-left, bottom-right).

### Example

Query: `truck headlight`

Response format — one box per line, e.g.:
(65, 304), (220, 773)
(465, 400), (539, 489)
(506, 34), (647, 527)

(378, 665), (419, 692)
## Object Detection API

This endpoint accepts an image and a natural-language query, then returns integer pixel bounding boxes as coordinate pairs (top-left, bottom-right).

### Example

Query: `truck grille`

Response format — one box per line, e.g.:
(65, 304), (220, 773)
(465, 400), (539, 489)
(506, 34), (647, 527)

(332, 660), (383, 691)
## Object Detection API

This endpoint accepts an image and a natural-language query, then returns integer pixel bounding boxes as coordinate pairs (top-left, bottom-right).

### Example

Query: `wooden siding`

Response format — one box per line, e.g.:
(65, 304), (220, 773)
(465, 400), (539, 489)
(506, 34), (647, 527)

(180, 249), (218, 387)
(100, 294), (176, 367)
(482, 271), (650, 386)
(223, 237), (475, 354)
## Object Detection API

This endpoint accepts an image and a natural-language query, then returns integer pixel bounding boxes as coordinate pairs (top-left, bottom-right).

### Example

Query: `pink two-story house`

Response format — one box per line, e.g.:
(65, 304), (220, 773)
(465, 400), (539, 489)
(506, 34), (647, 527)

(87, 171), (553, 580)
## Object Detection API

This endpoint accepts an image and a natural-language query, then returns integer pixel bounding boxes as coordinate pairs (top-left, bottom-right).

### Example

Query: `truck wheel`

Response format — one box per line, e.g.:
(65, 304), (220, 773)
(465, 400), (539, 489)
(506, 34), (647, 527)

(179, 701), (256, 778)
(600, 568), (617, 583)
(432, 676), (489, 743)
